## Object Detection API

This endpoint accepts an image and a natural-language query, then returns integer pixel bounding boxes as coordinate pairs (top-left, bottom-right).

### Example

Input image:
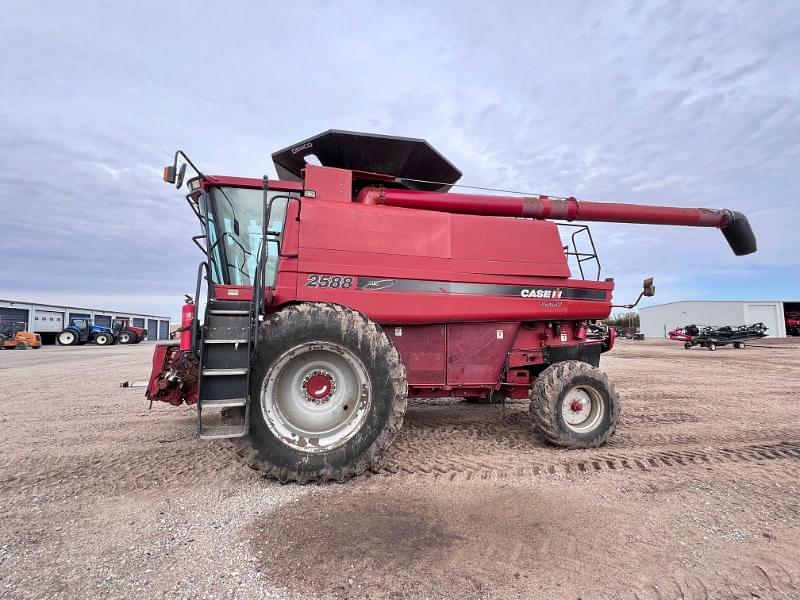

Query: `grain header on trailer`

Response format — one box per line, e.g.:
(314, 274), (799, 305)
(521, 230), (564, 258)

(146, 130), (756, 482)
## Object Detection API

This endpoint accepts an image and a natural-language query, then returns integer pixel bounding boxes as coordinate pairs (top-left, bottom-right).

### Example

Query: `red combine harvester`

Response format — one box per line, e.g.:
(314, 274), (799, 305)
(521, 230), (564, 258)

(146, 130), (756, 482)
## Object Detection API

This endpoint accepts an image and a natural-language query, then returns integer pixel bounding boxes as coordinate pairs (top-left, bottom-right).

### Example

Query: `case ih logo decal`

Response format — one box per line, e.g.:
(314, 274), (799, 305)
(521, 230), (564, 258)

(520, 288), (562, 299)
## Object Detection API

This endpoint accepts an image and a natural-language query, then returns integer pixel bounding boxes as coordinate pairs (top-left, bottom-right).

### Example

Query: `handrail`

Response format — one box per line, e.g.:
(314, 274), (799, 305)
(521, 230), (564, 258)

(556, 222), (601, 280)
(192, 261), (210, 356)
(250, 190), (295, 359)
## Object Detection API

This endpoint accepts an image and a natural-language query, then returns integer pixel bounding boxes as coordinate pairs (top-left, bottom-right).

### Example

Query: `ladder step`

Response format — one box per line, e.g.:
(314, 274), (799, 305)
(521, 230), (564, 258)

(202, 368), (249, 376)
(200, 398), (247, 409)
(199, 425), (248, 440)
(203, 338), (249, 344)
(208, 310), (250, 315)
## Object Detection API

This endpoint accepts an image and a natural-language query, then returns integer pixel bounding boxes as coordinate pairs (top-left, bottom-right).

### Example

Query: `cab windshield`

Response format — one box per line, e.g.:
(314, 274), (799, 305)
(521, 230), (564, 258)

(202, 187), (289, 286)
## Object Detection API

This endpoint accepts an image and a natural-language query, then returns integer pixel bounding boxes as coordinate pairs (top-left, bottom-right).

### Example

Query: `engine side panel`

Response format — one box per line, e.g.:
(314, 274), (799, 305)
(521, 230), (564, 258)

(385, 324), (446, 386)
(446, 322), (519, 385)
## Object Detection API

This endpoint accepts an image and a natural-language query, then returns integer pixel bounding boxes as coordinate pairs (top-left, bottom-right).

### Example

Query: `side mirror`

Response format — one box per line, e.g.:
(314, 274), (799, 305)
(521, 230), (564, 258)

(643, 276), (655, 297)
(613, 275), (655, 309)
(175, 163), (187, 189)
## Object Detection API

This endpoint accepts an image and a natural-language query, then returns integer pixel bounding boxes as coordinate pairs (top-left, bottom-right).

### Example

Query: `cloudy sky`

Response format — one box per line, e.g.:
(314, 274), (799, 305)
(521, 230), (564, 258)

(2, 1), (798, 319)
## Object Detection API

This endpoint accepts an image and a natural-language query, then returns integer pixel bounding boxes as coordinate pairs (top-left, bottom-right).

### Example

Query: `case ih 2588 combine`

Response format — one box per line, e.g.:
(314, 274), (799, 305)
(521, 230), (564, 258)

(146, 130), (756, 482)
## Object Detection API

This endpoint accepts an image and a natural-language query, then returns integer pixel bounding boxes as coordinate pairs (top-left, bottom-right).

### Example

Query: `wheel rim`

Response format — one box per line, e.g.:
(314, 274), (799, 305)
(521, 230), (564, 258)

(261, 341), (372, 453)
(60, 332), (74, 345)
(561, 386), (605, 433)
(120, 333), (131, 343)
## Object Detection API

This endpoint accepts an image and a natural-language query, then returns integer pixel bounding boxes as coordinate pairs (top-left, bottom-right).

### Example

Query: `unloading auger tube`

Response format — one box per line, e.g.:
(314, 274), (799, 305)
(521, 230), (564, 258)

(356, 188), (757, 256)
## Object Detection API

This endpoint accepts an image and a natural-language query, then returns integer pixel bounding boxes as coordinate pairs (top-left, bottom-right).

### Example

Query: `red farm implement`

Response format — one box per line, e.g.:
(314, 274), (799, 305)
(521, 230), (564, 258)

(146, 130), (756, 482)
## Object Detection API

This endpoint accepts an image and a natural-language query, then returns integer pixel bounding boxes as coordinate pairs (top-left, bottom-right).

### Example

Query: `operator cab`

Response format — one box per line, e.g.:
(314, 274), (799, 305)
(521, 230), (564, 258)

(198, 186), (292, 287)
(71, 319), (89, 331)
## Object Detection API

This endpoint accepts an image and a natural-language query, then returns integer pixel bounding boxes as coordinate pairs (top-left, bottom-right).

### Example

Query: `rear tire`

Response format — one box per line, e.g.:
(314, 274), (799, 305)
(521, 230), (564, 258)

(16, 341), (28, 350)
(734, 342), (745, 349)
(57, 330), (78, 346)
(530, 360), (619, 448)
(708, 342), (717, 351)
(237, 303), (407, 483)
(684, 342), (692, 349)
(118, 332), (133, 344)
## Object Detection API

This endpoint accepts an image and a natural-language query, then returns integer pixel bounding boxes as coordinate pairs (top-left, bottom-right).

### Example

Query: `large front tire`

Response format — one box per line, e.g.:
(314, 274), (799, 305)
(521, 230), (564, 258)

(530, 360), (620, 448)
(239, 303), (407, 483)
(118, 331), (133, 344)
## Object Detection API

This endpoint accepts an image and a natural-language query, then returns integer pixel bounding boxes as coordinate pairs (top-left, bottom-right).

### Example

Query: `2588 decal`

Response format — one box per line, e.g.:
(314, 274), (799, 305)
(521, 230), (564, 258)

(306, 274), (353, 289)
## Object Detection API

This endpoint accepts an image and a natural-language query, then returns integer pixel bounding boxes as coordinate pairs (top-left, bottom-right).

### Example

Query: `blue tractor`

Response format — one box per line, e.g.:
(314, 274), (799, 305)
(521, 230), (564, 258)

(56, 318), (115, 346)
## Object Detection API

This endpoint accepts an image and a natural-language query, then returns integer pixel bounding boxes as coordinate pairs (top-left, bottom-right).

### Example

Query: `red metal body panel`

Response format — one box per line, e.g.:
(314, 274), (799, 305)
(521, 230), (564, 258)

(385, 325), (446, 385)
(446, 323), (518, 385)
(297, 200), (571, 278)
(303, 165), (352, 203)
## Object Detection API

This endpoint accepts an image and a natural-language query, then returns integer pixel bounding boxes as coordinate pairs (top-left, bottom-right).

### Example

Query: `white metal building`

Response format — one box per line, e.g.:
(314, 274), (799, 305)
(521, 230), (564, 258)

(0, 298), (170, 344)
(639, 300), (799, 339)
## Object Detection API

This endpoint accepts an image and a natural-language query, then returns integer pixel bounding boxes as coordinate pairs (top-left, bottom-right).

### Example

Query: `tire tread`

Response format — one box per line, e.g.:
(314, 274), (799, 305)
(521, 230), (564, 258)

(530, 360), (619, 448)
(232, 302), (407, 483)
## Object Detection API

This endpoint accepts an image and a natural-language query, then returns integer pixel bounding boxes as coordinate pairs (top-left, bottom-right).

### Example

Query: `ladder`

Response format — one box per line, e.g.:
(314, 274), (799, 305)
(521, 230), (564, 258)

(196, 299), (252, 439)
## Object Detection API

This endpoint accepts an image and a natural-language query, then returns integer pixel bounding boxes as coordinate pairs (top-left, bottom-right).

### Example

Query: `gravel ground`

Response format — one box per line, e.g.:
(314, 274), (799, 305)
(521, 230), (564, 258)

(1, 339), (799, 599)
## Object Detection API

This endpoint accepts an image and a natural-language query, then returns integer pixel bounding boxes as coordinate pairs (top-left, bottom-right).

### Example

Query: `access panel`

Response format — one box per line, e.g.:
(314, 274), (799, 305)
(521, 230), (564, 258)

(385, 324), (446, 386)
(446, 322), (519, 386)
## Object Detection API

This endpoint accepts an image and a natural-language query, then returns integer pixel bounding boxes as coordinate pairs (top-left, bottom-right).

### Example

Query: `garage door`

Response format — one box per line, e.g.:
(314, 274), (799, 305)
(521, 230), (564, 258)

(147, 319), (159, 340)
(33, 310), (64, 332)
(159, 320), (170, 341)
(133, 318), (145, 329)
(94, 315), (112, 328)
(745, 303), (783, 337)
(69, 312), (91, 326)
(0, 307), (29, 329)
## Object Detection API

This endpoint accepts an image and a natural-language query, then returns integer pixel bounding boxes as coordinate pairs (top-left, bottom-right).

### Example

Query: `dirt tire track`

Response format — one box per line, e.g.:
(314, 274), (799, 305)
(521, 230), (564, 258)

(378, 438), (800, 481)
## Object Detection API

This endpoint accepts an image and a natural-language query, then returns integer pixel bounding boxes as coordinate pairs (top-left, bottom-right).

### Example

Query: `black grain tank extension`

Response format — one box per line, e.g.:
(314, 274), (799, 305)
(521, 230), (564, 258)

(271, 129), (462, 192)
